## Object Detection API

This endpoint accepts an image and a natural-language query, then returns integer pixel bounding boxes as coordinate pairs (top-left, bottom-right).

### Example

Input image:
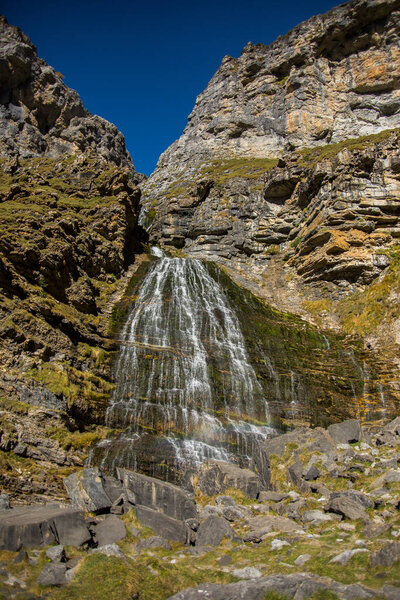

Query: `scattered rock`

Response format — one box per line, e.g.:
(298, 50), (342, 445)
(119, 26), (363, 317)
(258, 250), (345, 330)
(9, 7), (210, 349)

(196, 516), (235, 547)
(302, 510), (336, 524)
(327, 419), (362, 445)
(94, 515), (127, 546)
(370, 542), (400, 567)
(45, 545), (66, 563)
(0, 495), (10, 510)
(271, 539), (291, 550)
(196, 461), (262, 498)
(258, 491), (288, 503)
(326, 494), (368, 521)
(136, 536), (172, 551)
(294, 554), (311, 566)
(303, 465), (320, 481)
(232, 567), (262, 579)
(0, 504), (91, 551)
(37, 563), (67, 587)
(91, 543), (126, 560)
(135, 505), (187, 543)
(117, 468), (197, 520)
(330, 548), (369, 566)
(64, 468), (112, 514)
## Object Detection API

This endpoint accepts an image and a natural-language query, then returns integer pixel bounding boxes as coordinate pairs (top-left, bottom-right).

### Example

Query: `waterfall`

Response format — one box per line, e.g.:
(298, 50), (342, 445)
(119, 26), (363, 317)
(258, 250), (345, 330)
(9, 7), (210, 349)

(90, 251), (274, 482)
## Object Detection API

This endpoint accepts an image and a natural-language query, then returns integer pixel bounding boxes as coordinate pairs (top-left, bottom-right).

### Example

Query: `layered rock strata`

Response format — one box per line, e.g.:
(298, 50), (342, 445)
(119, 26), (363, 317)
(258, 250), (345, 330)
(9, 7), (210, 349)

(143, 0), (400, 398)
(0, 19), (145, 502)
(0, 16), (135, 169)
(145, 0), (400, 195)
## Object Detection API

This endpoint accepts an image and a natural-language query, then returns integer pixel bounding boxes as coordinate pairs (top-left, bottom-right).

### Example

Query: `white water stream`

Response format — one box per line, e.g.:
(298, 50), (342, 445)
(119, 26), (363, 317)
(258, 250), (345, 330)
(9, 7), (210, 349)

(91, 249), (274, 478)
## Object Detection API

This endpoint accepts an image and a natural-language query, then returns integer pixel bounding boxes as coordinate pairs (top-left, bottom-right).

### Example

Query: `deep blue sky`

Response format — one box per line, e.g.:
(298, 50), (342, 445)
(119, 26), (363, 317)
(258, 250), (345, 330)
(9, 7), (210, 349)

(3, 0), (340, 175)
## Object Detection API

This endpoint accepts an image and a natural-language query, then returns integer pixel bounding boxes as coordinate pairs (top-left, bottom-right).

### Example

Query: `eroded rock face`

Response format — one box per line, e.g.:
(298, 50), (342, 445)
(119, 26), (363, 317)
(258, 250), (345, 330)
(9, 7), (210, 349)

(0, 16), (134, 169)
(145, 0), (400, 196)
(0, 19), (146, 502)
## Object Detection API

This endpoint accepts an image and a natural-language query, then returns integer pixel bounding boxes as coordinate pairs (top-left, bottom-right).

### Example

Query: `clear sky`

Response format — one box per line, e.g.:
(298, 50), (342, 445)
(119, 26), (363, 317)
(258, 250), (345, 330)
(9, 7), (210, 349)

(3, 0), (340, 175)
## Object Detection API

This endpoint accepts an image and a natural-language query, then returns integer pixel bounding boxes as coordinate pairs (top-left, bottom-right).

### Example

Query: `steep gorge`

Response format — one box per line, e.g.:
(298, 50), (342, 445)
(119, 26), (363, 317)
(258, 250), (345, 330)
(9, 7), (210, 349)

(1, 0), (400, 504)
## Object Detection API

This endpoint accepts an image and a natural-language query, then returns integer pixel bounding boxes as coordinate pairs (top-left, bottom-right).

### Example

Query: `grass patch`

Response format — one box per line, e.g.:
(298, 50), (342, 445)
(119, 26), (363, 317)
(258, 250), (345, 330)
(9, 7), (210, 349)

(199, 157), (278, 185)
(297, 127), (400, 168)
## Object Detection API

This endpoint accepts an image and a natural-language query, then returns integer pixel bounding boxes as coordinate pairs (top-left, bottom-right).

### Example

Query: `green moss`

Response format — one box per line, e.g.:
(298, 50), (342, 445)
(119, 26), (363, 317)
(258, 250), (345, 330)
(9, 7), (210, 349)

(200, 157), (279, 184)
(298, 127), (400, 168)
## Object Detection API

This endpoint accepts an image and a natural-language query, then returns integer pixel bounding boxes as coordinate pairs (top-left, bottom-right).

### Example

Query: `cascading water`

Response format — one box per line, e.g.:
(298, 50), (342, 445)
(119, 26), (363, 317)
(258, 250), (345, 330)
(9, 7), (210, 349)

(90, 249), (274, 483)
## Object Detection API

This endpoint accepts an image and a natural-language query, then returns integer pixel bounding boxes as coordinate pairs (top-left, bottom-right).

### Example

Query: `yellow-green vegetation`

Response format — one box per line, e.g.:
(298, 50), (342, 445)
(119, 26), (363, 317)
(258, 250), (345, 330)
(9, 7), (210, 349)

(336, 244), (400, 339)
(46, 425), (109, 452)
(199, 157), (279, 184)
(27, 362), (114, 412)
(298, 127), (400, 168)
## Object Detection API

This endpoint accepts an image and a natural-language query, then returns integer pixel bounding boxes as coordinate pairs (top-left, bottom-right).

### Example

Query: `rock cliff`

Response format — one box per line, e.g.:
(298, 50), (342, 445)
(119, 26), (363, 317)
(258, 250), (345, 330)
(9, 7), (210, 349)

(0, 16), (135, 169)
(0, 17), (146, 502)
(143, 0), (400, 390)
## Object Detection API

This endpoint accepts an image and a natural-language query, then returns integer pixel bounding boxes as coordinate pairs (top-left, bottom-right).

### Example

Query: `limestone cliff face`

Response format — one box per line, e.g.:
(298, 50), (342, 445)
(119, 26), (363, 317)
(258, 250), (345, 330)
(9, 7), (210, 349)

(0, 18), (146, 501)
(0, 16), (134, 169)
(143, 0), (400, 408)
(146, 0), (400, 196)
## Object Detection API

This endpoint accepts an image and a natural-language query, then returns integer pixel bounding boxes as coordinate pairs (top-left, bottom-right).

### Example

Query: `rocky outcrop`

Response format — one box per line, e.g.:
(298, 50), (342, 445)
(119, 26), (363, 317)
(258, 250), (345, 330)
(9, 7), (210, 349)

(145, 0), (400, 197)
(142, 0), (400, 406)
(0, 20), (146, 502)
(0, 16), (136, 169)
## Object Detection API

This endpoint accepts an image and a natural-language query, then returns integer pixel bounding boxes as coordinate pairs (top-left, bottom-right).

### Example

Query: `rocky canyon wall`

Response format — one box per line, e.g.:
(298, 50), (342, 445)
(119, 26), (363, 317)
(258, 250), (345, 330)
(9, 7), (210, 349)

(0, 17), (146, 501)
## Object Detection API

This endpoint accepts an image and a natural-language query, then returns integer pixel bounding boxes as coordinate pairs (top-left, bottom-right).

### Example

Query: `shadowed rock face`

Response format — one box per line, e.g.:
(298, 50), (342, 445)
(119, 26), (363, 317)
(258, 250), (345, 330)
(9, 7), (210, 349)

(0, 16), (134, 169)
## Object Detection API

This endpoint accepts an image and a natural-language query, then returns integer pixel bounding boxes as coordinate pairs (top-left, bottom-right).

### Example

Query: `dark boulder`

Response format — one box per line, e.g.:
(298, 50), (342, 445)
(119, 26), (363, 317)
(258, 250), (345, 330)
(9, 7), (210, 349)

(117, 468), (196, 521)
(326, 495), (368, 521)
(63, 467), (112, 514)
(0, 504), (91, 551)
(196, 461), (262, 498)
(195, 515), (234, 547)
(135, 505), (187, 543)
(370, 542), (400, 567)
(327, 419), (362, 445)
(37, 563), (67, 587)
(94, 515), (127, 546)
(136, 536), (172, 551)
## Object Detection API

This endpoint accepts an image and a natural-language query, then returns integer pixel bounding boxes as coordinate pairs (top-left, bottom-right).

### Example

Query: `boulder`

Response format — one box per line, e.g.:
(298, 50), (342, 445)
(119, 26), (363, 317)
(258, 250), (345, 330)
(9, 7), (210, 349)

(326, 495), (368, 521)
(117, 468), (196, 521)
(63, 468), (112, 513)
(94, 515), (126, 546)
(302, 510), (336, 524)
(232, 567), (262, 579)
(327, 419), (362, 445)
(136, 536), (172, 551)
(303, 465), (320, 481)
(243, 515), (299, 542)
(330, 548), (369, 566)
(0, 504), (91, 551)
(254, 427), (336, 488)
(91, 543), (126, 559)
(222, 506), (252, 522)
(0, 494), (10, 510)
(370, 542), (400, 567)
(45, 545), (66, 563)
(135, 505), (187, 543)
(37, 563), (67, 587)
(195, 515), (235, 547)
(165, 572), (380, 599)
(195, 461), (262, 498)
(258, 491), (288, 503)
